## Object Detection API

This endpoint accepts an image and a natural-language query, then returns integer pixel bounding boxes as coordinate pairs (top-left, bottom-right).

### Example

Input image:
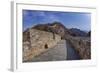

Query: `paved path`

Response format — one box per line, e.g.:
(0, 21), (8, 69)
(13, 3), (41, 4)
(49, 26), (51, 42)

(66, 41), (81, 60)
(32, 40), (67, 62)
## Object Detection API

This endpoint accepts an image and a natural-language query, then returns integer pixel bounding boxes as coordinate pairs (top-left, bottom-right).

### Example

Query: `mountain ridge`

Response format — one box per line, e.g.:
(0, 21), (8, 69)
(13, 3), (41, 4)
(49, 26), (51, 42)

(24, 22), (89, 38)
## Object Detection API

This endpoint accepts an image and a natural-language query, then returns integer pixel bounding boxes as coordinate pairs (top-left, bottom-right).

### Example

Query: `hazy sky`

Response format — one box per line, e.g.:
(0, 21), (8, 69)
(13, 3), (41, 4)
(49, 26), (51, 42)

(23, 10), (91, 31)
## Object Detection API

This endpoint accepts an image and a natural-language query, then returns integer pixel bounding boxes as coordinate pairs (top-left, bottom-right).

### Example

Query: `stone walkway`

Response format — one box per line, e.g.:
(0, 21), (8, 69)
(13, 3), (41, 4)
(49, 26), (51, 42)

(31, 40), (67, 62)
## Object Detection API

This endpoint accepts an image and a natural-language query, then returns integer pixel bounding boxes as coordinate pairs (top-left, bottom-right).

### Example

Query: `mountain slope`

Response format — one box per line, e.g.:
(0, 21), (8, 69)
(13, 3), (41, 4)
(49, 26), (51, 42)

(69, 28), (87, 37)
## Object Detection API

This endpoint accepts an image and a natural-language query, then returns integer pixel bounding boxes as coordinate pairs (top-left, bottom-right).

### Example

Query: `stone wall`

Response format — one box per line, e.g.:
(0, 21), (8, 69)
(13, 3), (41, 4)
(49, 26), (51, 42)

(23, 29), (61, 62)
(67, 37), (91, 59)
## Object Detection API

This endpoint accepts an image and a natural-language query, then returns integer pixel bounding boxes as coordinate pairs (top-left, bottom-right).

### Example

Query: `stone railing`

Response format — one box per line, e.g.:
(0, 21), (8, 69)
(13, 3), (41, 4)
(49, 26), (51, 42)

(67, 37), (91, 59)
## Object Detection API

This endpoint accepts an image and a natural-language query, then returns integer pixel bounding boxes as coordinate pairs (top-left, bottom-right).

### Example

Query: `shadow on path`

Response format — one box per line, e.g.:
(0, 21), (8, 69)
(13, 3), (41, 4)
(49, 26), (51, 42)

(66, 40), (81, 60)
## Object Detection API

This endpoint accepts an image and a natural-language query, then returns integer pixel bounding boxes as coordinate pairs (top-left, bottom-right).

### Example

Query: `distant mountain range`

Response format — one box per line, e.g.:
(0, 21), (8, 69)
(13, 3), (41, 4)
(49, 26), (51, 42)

(24, 22), (90, 39)
(69, 28), (88, 37)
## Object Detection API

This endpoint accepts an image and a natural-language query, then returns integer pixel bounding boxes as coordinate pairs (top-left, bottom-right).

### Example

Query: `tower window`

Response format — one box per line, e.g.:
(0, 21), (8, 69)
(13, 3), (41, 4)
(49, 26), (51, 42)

(44, 44), (48, 49)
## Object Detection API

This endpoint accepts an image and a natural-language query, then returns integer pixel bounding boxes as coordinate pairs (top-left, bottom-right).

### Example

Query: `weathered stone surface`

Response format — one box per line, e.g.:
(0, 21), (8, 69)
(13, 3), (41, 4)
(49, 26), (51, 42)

(67, 37), (91, 59)
(23, 29), (61, 62)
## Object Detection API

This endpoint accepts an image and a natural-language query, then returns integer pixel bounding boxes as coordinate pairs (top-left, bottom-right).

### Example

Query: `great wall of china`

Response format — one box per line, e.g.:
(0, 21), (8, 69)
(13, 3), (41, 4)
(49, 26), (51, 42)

(23, 29), (61, 62)
(23, 23), (91, 62)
